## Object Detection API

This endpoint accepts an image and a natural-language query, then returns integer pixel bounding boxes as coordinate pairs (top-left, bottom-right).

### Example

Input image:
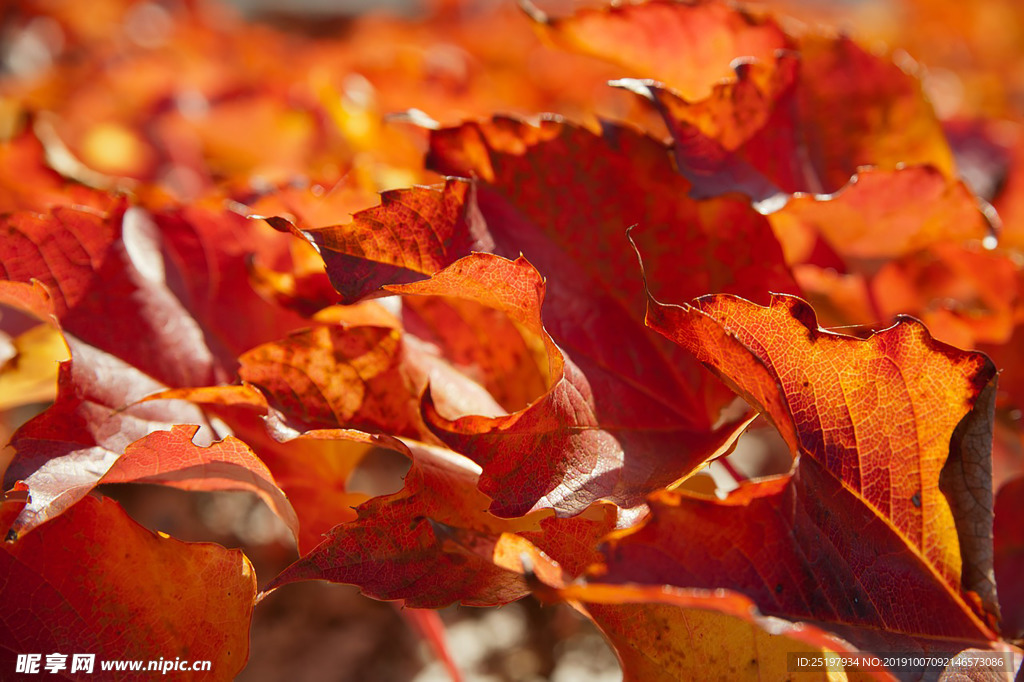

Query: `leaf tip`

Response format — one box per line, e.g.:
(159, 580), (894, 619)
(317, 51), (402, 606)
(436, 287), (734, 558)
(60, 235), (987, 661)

(385, 108), (440, 131)
(517, 0), (548, 25)
(751, 191), (790, 215)
(608, 78), (657, 101)
(261, 216), (294, 233)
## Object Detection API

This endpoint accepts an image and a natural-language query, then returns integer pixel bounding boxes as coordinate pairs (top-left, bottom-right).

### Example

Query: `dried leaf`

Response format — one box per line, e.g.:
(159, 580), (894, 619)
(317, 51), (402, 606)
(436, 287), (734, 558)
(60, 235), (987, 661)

(422, 118), (800, 514)
(267, 439), (617, 607)
(530, 0), (790, 101)
(994, 476), (1024, 639)
(771, 166), (993, 261)
(100, 424), (299, 542)
(292, 180), (485, 304)
(0, 494), (256, 678)
(633, 291), (999, 645)
(1, 202), (309, 535)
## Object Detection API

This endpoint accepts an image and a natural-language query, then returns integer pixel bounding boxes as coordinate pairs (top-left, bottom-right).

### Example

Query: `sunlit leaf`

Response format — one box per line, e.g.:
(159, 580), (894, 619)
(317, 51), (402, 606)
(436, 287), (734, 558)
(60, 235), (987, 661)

(0, 493), (256, 678)
(267, 439), (618, 607)
(634, 291), (999, 645)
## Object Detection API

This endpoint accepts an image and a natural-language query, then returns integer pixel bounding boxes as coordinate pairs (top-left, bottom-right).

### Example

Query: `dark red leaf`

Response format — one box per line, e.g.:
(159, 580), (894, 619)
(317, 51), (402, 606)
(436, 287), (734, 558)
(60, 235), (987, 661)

(0, 493), (256, 679)
(267, 438), (617, 607)
(1, 201), (309, 534)
(421, 118), (799, 515)
(995, 476), (1024, 639)
(3, 335), (219, 537)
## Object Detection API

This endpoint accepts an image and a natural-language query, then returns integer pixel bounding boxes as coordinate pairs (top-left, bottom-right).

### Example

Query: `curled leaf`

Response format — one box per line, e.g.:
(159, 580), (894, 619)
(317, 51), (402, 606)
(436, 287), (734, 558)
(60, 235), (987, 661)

(267, 439), (617, 608)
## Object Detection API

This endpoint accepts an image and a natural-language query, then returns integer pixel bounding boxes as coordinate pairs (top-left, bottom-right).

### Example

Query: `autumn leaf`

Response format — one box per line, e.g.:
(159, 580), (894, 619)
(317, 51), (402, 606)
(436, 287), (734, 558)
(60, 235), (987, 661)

(397, 252), (629, 517)
(869, 244), (1017, 349)
(1, 333), (304, 547)
(144, 288), (517, 557)
(0, 493), (256, 679)
(0, 127), (116, 214)
(291, 118), (800, 517)
(789, 32), (955, 191)
(238, 326), (419, 435)
(547, 1), (954, 198)
(233, 308), (506, 439)
(253, 431), (375, 556)
(267, 439), (504, 610)
(150, 90), (343, 190)
(751, 0), (1024, 121)
(994, 476), (1024, 639)
(1, 203), (225, 387)
(565, 589), (881, 682)
(634, 41), (950, 198)
(2, 0), (635, 204)
(100, 425), (299, 540)
(299, 0), (633, 129)
(611, 55), (800, 205)
(982, 320), (1024, 420)
(148, 204), (312, 361)
(3, 0), (1024, 678)
(0, 322), (68, 412)
(0, 200), (310, 536)
(422, 118), (799, 515)
(3, 334), (220, 538)
(766, 165), (1009, 347)
(214, 250), (638, 520)
(266, 438), (618, 608)
(624, 290), (1000, 651)
(141, 382), (386, 556)
(400, 292), (549, 414)
(285, 179), (483, 305)
(991, 127), (1024, 249)
(438, 520), (884, 681)
(527, 0), (791, 102)
(241, 176), (377, 315)
(425, 116), (800, 350)
(770, 166), (994, 262)
(4, 1), (349, 194)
